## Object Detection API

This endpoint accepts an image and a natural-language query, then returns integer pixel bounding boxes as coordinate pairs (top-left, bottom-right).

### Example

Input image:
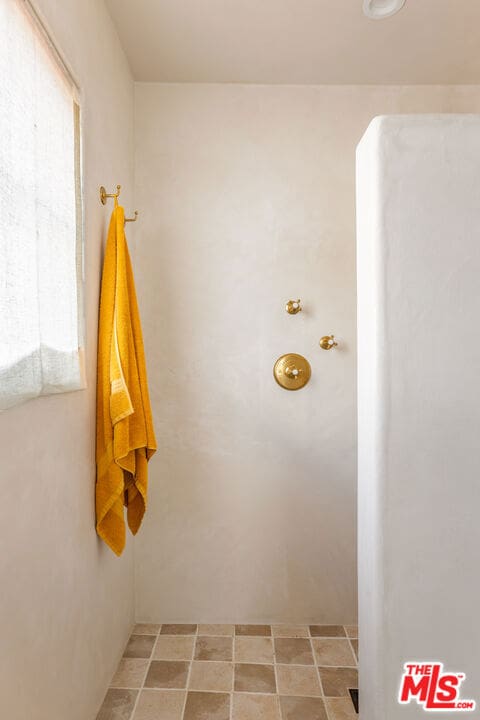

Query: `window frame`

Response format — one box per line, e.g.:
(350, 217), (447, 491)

(23, 0), (86, 365)
(0, 0), (86, 410)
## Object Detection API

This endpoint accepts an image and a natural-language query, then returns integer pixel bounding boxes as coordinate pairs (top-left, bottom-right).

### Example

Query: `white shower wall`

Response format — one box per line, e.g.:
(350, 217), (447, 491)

(357, 115), (480, 719)
(133, 84), (480, 624)
(0, 1), (135, 719)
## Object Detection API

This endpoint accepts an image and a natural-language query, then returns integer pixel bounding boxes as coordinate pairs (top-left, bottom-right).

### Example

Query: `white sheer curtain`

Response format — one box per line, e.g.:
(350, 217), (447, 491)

(0, 0), (84, 412)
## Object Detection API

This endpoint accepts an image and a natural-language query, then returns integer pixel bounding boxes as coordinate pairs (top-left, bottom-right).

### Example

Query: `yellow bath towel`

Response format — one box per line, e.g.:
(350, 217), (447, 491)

(96, 202), (156, 556)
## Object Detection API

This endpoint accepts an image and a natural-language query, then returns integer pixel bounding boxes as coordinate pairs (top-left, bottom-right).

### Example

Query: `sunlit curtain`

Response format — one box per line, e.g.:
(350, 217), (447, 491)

(0, 0), (84, 412)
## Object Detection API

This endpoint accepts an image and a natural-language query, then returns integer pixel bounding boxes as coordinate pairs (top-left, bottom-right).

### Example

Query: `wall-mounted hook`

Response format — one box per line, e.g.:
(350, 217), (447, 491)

(319, 334), (338, 350)
(100, 184), (121, 205)
(125, 210), (138, 223)
(286, 299), (302, 315)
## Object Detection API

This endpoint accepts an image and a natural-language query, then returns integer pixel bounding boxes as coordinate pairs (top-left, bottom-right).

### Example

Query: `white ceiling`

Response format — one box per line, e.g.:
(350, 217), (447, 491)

(105, 0), (480, 85)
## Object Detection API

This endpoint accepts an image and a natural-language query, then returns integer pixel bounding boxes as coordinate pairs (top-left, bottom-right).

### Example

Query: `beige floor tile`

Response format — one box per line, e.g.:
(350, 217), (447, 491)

(319, 668), (358, 697)
(195, 635), (233, 661)
(235, 636), (274, 664)
(153, 635), (195, 661)
(235, 624), (271, 636)
(274, 638), (314, 665)
(160, 624), (197, 635)
(232, 693), (281, 720)
(183, 691), (230, 720)
(350, 639), (358, 661)
(132, 690), (185, 720)
(189, 661), (233, 692)
(144, 660), (190, 689)
(124, 634), (156, 659)
(271, 625), (309, 638)
(279, 695), (328, 720)
(96, 689), (138, 720)
(276, 666), (321, 697)
(311, 639), (356, 667)
(133, 624), (161, 635)
(234, 663), (277, 694)
(325, 697), (358, 719)
(309, 626), (346, 638)
(198, 624), (235, 636)
(110, 658), (150, 688)
(343, 626), (358, 639)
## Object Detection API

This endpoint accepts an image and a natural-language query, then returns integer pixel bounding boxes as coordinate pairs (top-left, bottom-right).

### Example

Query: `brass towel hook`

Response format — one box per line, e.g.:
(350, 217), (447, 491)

(100, 185), (139, 224)
(99, 184), (121, 205)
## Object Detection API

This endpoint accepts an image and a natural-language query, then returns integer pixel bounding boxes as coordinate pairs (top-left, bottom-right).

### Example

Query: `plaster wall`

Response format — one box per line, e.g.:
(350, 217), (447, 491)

(357, 114), (480, 719)
(0, 2), (135, 718)
(133, 84), (480, 623)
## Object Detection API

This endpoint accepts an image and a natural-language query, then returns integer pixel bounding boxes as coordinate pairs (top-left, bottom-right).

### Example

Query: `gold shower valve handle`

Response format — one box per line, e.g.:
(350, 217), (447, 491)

(274, 353), (311, 390)
(285, 365), (301, 379)
(286, 299), (302, 315)
(319, 334), (338, 350)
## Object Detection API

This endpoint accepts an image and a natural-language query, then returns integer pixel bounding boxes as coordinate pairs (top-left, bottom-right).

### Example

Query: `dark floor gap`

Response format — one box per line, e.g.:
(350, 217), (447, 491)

(349, 688), (359, 713)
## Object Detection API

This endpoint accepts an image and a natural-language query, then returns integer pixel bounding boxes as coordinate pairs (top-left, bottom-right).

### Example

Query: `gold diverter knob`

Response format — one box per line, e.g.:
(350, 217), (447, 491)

(285, 299), (302, 315)
(273, 353), (311, 391)
(319, 334), (338, 350)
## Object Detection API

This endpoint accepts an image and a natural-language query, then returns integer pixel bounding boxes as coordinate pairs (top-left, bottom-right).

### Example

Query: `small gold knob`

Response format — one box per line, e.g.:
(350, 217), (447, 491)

(284, 365), (301, 379)
(286, 299), (302, 315)
(319, 334), (338, 350)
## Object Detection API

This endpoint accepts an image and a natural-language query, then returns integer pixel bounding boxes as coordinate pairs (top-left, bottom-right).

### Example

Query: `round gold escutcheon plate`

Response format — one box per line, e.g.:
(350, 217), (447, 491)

(273, 353), (311, 391)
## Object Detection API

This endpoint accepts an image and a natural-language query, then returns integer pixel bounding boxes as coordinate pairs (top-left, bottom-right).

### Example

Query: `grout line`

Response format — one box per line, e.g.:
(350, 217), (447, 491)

(157, 632), (198, 636)
(110, 686), (329, 698)
(230, 632), (235, 720)
(110, 658), (357, 670)
(344, 627), (358, 669)
(308, 625), (332, 720)
(344, 625), (359, 717)
(180, 623), (198, 719)
(109, 686), (170, 692)
(154, 658), (355, 668)
(126, 625), (162, 720)
(272, 635), (283, 720)
(236, 690), (324, 698)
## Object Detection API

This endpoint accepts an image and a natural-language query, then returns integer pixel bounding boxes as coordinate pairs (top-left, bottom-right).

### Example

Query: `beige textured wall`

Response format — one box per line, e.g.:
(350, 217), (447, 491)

(0, 2), (135, 719)
(134, 83), (480, 625)
(357, 114), (480, 720)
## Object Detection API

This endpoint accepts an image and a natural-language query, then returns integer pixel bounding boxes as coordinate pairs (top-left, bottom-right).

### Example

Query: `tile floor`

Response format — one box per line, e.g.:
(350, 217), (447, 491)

(97, 623), (358, 720)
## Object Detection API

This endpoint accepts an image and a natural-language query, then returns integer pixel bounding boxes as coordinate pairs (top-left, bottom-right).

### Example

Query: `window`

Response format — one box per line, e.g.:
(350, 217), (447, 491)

(0, 0), (84, 411)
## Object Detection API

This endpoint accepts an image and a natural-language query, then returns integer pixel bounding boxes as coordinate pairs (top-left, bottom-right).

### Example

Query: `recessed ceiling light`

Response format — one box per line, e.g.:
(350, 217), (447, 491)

(363, 0), (406, 20)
